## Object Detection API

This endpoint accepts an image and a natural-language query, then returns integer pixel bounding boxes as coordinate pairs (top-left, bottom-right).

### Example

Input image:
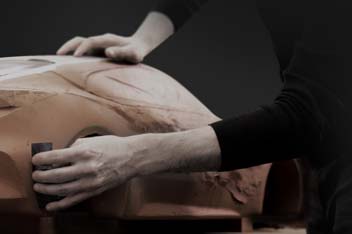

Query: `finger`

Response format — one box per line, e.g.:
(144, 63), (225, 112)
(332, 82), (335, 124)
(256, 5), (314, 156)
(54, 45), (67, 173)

(105, 46), (127, 59)
(57, 37), (85, 55)
(33, 177), (96, 196)
(70, 136), (104, 147)
(32, 148), (79, 166)
(105, 46), (142, 63)
(73, 35), (119, 57)
(91, 34), (124, 47)
(46, 189), (101, 211)
(32, 164), (90, 183)
(73, 39), (96, 57)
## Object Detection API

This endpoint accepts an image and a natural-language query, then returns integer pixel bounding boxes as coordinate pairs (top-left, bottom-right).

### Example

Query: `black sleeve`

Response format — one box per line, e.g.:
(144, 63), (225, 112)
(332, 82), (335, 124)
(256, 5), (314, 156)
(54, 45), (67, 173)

(211, 1), (352, 171)
(153, 0), (209, 31)
(211, 76), (321, 171)
(211, 72), (349, 171)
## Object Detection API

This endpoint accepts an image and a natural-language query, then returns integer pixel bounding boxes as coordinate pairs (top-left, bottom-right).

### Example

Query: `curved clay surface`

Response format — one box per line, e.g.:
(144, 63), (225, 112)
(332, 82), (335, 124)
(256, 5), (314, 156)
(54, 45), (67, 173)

(0, 56), (272, 219)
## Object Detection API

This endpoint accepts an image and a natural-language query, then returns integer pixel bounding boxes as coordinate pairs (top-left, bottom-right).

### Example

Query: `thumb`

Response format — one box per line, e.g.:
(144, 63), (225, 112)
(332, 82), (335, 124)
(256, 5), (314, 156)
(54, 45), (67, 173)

(105, 46), (143, 63)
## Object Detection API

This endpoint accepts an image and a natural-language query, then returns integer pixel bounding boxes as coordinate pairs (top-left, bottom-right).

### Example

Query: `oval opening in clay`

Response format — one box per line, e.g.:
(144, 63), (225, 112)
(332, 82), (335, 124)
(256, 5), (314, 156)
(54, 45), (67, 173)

(66, 127), (113, 148)
(0, 106), (18, 118)
(262, 159), (304, 218)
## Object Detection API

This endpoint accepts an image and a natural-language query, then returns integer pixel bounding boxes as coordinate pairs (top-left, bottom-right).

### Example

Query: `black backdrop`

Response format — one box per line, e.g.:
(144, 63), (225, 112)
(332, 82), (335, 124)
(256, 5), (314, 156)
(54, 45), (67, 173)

(1, 0), (281, 118)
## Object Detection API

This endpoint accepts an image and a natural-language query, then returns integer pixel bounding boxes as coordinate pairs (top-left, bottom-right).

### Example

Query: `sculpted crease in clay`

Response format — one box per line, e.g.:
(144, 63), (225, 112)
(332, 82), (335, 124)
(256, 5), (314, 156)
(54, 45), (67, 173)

(0, 55), (273, 219)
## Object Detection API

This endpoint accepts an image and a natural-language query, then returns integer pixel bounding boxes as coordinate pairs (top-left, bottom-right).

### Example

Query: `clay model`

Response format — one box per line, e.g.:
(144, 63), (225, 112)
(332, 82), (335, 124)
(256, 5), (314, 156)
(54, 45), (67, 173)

(0, 56), (304, 231)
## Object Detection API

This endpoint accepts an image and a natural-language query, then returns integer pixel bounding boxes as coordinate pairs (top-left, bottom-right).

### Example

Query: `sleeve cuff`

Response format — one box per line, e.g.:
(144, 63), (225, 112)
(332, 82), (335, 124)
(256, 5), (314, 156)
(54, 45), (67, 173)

(153, 0), (208, 31)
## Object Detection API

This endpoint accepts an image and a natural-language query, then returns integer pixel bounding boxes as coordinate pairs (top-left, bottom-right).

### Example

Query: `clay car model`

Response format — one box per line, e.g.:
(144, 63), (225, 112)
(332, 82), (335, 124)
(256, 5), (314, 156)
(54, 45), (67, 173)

(0, 56), (304, 232)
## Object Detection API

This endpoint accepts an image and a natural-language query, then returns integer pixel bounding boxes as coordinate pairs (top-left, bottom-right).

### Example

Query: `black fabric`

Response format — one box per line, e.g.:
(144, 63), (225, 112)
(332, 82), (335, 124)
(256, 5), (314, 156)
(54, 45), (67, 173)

(153, 1), (352, 232)
(314, 152), (352, 234)
(156, 0), (352, 234)
(154, 0), (352, 171)
(211, 74), (348, 171)
(153, 0), (208, 31)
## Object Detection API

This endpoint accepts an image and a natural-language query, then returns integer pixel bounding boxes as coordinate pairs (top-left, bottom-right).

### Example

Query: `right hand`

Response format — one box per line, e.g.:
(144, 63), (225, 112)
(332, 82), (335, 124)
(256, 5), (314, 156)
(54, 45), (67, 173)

(56, 33), (148, 63)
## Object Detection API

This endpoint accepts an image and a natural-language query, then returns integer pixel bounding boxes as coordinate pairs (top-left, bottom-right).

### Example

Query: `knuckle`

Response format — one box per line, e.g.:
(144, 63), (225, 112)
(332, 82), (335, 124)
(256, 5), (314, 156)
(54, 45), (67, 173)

(48, 174), (58, 182)
(32, 171), (41, 181)
(39, 185), (49, 194)
(57, 174), (68, 183)
(85, 39), (93, 46)
(94, 176), (104, 188)
(72, 37), (80, 42)
(89, 182), (98, 190)
(88, 37), (98, 45)
(80, 39), (90, 48)
(105, 33), (119, 40)
(84, 149), (97, 159)
(76, 148), (90, 159)
(49, 152), (59, 161)
(56, 187), (68, 195)
(86, 161), (99, 174)
(84, 179), (97, 190)
(130, 52), (143, 63)
(50, 171), (60, 180)
(125, 47), (141, 61)
(75, 138), (83, 144)
(35, 171), (49, 182)
(104, 33), (113, 38)
(32, 155), (43, 165)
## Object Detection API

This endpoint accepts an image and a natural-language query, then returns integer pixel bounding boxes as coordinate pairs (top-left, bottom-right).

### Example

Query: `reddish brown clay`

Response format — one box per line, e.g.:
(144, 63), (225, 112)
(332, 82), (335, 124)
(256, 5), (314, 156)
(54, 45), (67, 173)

(0, 56), (285, 220)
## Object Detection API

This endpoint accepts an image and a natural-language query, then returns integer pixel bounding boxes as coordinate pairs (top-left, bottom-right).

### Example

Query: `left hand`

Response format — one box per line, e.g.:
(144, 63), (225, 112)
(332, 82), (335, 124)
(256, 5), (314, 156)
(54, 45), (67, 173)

(32, 135), (139, 211)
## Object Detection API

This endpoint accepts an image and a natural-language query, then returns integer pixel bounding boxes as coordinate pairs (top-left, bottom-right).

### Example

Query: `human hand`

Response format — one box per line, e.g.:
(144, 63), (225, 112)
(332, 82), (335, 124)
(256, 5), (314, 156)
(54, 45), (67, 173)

(32, 126), (221, 211)
(32, 135), (143, 211)
(56, 33), (148, 63)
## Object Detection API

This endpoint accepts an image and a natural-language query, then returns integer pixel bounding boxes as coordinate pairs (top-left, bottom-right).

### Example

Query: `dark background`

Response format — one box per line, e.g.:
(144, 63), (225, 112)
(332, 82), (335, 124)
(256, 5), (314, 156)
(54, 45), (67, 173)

(0, 0), (281, 118)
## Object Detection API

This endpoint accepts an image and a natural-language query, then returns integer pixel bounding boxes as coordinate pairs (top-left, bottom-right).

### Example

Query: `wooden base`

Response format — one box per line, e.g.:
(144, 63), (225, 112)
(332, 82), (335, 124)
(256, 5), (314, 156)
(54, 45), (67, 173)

(42, 215), (254, 234)
(0, 215), (254, 234)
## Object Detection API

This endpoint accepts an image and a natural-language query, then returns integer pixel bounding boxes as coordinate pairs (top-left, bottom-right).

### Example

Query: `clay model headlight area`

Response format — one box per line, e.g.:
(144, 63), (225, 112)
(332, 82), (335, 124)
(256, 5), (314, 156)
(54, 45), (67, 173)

(0, 56), (305, 233)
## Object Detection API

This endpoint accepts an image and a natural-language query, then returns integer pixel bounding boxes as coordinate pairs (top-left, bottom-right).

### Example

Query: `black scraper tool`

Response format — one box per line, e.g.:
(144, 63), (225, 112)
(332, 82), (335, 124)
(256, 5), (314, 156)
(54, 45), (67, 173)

(32, 143), (63, 209)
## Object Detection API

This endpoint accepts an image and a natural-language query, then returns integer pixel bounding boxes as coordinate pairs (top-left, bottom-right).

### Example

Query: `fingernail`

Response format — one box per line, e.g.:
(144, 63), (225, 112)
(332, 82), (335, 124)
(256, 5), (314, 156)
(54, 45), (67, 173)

(32, 155), (38, 163)
(107, 50), (114, 57)
(46, 204), (53, 211)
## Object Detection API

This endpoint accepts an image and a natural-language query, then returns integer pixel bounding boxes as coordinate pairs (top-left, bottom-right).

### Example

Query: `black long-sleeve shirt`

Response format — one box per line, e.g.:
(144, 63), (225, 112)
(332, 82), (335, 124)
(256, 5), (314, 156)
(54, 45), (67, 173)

(154, 0), (352, 170)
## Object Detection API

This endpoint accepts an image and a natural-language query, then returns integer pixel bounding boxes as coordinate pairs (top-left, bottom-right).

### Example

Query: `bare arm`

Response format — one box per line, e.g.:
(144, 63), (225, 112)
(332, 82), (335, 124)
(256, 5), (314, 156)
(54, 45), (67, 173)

(135, 126), (221, 176)
(126, 11), (175, 58)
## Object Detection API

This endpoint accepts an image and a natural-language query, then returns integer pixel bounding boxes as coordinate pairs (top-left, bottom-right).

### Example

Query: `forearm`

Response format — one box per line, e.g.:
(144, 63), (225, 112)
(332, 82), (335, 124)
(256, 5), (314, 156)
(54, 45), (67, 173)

(131, 126), (221, 176)
(132, 11), (174, 56)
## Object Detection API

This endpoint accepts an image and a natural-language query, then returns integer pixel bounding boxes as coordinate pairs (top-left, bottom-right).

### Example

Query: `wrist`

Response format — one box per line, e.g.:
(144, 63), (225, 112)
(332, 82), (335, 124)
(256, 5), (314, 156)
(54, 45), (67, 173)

(132, 126), (221, 177)
(167, 126), (222, 172)
(130, 35), (151, 58)
(126, 133), (163, 177)
(131, 11), (174, 58)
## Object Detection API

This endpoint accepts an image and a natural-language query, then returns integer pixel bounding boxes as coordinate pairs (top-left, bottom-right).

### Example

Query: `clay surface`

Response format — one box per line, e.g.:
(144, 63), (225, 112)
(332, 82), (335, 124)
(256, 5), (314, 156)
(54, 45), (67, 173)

(0, 55), (272, 219)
